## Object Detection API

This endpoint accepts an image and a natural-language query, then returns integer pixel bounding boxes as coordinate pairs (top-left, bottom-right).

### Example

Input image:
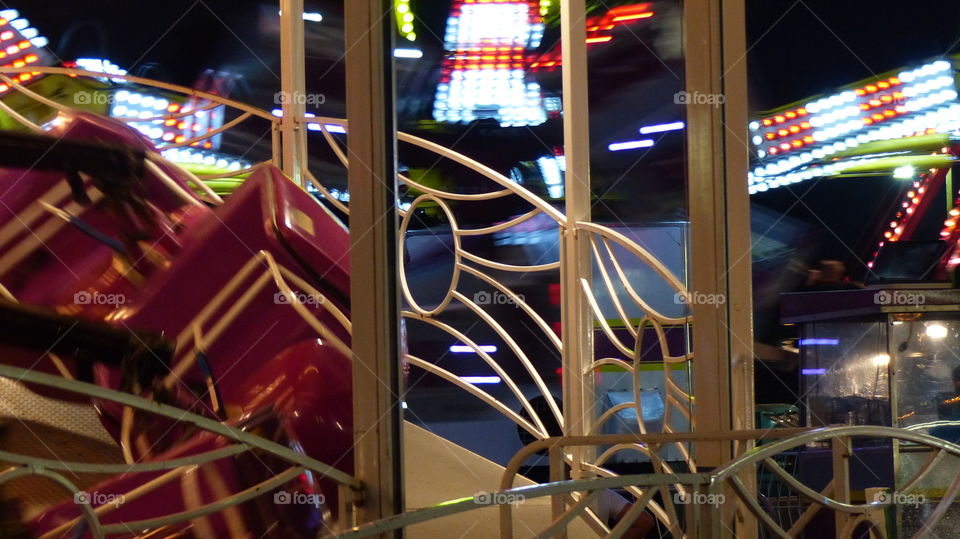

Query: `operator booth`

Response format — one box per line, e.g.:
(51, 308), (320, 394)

(782, 240), (960, 534)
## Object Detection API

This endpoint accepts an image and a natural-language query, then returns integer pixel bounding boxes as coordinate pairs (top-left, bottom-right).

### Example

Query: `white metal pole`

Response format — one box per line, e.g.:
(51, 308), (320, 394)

(279, 0), (306, 186)
(345, 0), (404, 535)
(559, 0), (595, 479)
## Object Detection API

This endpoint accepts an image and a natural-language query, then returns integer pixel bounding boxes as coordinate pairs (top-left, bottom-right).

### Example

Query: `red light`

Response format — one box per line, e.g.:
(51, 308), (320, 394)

(585, 36), (612, 43)
(765, 133), (776, 140)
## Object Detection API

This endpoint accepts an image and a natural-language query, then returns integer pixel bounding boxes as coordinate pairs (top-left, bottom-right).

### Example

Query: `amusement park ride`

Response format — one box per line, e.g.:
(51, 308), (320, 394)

(0, 1), (959, 537)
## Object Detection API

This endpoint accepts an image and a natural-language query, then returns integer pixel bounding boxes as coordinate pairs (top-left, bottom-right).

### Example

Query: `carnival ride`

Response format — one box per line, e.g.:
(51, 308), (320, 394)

(0, 2), (959, 538)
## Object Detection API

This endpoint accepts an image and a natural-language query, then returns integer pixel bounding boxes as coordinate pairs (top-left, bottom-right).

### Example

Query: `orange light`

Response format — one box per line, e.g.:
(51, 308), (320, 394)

(859, 104), (870, 111)
(884, 110), (896, 118)
(797, 108), (808, 116)
(869, 99), (881, 107)
(865, 85), (878, 93)
(881, 95), (892, 103)
(777, 129), (788, 136)
(855, 89), (866, 96)
(11, 60), (22, 68)
(585, 36), (612, 43)
(803, 135), (814, 143)
(872, 113), (884, 121)
(785, 111), (797, 119)
(800, 121), (811, 129)
(863, 117), (874, 125)
(762, 119), (773, 126)
(889, 77), (901, 85)
(611, 12), (654, 22)
(885, 231), (893, 238)
(789, 125), (800, 133)
(791, 140), (803, 148)
(167, 104), (180, 112)
(774, 115), (785, 123)
(877, 81), (890, 89)
(765, 133), (776, 140)
(174, 135), (186, 143)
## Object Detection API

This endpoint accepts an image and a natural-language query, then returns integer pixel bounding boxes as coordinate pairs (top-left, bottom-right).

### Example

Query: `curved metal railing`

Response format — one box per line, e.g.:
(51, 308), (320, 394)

(0, 364), (361, 539)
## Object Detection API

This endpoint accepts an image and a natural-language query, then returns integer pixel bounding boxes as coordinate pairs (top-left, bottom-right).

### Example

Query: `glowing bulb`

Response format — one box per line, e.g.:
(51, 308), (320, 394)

(926, 324), (948, 339)
(872, 354), (890, 366)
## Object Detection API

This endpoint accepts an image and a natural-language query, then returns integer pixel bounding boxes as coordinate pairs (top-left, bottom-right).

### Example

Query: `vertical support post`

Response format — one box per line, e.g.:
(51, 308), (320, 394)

(559, 0), (594, 478)
(345, 0), (403, 534)
(685, 0), (753, 535)
(279, 0), (306, 186)
(684, 0), (753, 463)
(832, 436), (852, 536)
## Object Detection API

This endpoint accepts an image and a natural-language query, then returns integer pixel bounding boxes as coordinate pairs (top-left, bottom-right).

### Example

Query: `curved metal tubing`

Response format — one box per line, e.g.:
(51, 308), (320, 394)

(0, 364), (360, 488)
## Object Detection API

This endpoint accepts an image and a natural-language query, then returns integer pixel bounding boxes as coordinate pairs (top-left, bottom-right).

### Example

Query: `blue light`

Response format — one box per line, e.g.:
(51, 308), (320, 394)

(801, 368), (827, 375)
(639, 121), (685, 134)
(450, 344), (497, 354)
(461, 376), (501, 384)
(608, 139), (655, 152)
(798, 338), (840, 346)
(394, 48), (423, 59)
